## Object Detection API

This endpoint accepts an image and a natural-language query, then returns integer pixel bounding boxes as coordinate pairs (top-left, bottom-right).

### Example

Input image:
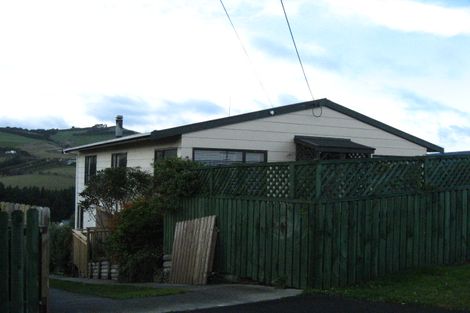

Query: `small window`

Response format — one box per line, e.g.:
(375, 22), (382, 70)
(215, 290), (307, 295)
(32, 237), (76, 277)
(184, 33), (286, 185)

(111, 152), (127, 168)
(245, 152), (265, 163)
(155, 148), (177, 161)
(193, 148), (266, 166)
(84, 155), (97, 184)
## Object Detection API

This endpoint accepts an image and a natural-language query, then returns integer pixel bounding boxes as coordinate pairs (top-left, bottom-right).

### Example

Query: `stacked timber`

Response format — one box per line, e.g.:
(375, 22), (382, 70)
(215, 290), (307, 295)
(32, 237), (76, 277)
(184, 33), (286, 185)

(90, 262), (100, 279)
(162, 254), (172, 281)
(99, 261), (110, 280)
(88, 260), (119, 280)
(110, 264), (119, 281)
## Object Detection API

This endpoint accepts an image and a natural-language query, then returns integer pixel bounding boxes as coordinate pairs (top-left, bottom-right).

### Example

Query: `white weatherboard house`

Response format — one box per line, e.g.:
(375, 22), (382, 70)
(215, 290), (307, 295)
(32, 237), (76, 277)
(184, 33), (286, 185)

(64, 98), (443, 229)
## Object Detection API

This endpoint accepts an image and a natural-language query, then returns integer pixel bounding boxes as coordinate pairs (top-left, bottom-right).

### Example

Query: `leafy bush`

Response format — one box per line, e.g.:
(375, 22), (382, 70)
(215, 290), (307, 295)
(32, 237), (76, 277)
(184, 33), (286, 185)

(106, 199), (163, 282)
(49, 223), (73, 274)
(84, 159), (201, 282)
(79, 167), (152, 226)
(152, 158), (201, 212)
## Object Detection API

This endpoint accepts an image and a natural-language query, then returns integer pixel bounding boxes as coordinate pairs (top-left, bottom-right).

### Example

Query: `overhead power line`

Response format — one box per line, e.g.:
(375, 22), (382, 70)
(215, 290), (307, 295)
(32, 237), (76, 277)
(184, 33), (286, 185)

(219, 0), (274, 107)
(280, 0), (315, 101)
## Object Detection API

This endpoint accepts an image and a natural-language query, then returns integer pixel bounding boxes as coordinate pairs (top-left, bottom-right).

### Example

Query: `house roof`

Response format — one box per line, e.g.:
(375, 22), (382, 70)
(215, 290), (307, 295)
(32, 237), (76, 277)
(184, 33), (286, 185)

(64, 98), (444, 153)
(294, 136), (376, 154)
(150, 98), (442, 152)
(63, 132), (151, 153)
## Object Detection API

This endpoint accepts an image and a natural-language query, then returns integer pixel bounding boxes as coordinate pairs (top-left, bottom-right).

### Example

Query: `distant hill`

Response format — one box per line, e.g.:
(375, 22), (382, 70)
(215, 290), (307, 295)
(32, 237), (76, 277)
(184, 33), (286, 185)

(0, 126), (138, 190)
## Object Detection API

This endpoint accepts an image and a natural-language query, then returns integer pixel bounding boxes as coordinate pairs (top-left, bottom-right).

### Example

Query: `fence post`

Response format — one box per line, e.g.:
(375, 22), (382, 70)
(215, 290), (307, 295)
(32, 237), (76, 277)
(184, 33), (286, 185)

(209, 170), (213, 196)
(289, 163), (295, 199)
(26, 209), (40, 313)
(315, 162), (323, 200)
(40, 207), (50, 313)
(0, 212), (9, 313)
(11, 210), (24, 313)
(423, 157), (428, 190)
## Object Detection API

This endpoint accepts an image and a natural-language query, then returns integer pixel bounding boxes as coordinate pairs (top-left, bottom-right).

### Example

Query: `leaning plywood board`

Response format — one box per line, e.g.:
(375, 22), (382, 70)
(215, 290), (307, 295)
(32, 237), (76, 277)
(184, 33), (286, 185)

(170, 215), (217, 284)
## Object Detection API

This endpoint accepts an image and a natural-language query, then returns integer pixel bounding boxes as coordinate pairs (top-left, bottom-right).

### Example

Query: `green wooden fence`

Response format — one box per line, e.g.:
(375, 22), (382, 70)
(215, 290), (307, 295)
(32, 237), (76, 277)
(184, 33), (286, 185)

(164, 190), (470, 289)
(0, 205), (50, 313)
(164, 156), (470, 289)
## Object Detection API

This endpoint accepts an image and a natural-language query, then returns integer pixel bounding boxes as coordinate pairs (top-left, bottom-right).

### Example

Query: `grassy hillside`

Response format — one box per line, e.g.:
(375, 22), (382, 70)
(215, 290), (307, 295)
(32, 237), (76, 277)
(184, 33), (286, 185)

(0, 126), (137, 190)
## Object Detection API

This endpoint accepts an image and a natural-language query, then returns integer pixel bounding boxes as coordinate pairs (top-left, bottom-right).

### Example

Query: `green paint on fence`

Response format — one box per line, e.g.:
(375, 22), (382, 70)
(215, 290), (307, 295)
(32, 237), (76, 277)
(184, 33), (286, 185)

(164, 156), (470, 289)
(0, 212), (9, 313)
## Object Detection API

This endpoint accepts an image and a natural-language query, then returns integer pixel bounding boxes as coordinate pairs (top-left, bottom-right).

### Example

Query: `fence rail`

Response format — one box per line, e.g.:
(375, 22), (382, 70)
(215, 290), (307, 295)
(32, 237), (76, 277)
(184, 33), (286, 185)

(0, 203), (50, 313)
(72, 227), (112, 278)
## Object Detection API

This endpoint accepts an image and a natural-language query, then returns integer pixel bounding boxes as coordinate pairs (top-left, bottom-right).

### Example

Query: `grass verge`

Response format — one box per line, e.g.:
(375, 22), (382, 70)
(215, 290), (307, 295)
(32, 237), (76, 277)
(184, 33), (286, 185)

(50, 278), (186, 300)
(304, 263), (470, 311)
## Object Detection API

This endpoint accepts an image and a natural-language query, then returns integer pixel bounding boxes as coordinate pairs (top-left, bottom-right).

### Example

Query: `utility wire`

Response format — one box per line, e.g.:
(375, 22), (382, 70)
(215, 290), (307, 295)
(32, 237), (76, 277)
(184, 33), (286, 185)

(280, 0), (315, 101)
(219, 0), (274, 107)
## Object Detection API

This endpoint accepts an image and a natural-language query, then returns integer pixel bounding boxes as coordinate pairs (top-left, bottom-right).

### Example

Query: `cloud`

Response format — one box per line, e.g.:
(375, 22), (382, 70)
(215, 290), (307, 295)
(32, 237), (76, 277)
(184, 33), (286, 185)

(393, 89), (466, 114)
(322, 0), (470, 37)
(85, 95), (153, 127)
(84, 95), (225, 131)
(150, 99), (226, 129)
(417, 0), (470, 8)
(438, 126), (470, 150)
(0, 117), (69, 130)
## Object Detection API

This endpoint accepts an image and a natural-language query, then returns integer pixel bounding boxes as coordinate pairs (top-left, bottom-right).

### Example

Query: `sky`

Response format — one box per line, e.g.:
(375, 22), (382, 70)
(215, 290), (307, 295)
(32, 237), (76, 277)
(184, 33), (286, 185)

(0, 0), (469, 152)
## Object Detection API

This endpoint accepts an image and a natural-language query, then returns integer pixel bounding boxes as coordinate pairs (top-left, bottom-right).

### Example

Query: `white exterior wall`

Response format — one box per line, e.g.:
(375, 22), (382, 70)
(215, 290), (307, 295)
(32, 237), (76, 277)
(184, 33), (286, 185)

(74, 140), (180, 229)
(179, 107), (427, 161)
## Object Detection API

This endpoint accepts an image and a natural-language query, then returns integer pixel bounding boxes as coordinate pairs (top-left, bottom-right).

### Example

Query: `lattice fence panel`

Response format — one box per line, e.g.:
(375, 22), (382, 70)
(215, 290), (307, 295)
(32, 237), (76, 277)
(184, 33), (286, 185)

(426, 156), (470, 189)
(294, 163), (316, 200)
(266, 164), (290, 198)
(195, 155), (470, 201)
(320, 159), (424, 199)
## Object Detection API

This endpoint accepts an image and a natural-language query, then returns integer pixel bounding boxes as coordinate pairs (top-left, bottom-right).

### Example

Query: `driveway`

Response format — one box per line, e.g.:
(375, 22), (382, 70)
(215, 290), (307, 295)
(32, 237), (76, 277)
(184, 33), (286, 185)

(49, 278), (301, 313)
(49, 276), (467, 313)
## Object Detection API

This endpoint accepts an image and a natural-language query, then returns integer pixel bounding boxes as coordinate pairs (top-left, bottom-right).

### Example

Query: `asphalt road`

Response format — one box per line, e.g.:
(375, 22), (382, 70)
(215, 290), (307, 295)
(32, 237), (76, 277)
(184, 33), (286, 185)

(50, 287), (469, 313)
(183, 294), (469, 313)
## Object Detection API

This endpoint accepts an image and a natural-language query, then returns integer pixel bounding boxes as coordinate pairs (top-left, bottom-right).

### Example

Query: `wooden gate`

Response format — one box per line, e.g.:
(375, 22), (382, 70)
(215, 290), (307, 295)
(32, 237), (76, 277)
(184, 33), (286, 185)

(0, 202), (50, 313)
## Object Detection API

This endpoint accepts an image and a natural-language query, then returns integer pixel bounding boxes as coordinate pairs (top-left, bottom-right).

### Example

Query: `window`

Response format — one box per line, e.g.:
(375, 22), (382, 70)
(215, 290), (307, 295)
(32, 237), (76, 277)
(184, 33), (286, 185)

(84, 155), (97, 185)
(193, 148), (266, 166)
(155, 148), (177, 161)
(111, 152), (127, 168)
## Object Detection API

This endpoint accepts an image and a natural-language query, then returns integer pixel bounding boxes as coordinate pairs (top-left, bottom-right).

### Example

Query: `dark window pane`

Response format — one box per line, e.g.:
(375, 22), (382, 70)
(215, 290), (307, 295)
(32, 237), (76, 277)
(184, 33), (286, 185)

(246, 152), (265, 163)
(155, 148), (177, 161)
(193, 149), (265, 166)
(84, 155), (97, 184)
(111, 153), (127, 168)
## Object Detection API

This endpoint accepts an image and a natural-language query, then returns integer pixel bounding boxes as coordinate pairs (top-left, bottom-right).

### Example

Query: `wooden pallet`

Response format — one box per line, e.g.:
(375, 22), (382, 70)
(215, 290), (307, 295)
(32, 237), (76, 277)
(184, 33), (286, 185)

(169, 215), (217, 284)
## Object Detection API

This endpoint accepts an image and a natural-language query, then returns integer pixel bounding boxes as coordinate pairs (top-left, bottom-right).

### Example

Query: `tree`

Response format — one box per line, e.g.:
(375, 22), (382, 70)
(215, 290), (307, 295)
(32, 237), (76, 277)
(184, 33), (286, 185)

(78, 167), (152, 227)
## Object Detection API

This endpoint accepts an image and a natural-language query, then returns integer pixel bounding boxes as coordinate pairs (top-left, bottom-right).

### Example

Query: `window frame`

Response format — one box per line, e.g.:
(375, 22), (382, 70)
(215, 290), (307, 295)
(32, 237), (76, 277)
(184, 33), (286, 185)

(84, 155), (97, 185)
(154, 148), (178, 161)
(192, 147), (267, 165)
(111, 152), (127, 168)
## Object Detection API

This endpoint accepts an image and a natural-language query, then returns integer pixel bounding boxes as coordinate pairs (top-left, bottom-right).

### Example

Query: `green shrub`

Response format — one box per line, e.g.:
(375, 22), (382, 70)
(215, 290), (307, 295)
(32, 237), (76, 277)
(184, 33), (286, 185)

(106, 199), (163, 282)
(49, 223), (72, 274)
(78, 167), (152, 227)
(152, 158), (201, 212)
(86, 159), (201, 282)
